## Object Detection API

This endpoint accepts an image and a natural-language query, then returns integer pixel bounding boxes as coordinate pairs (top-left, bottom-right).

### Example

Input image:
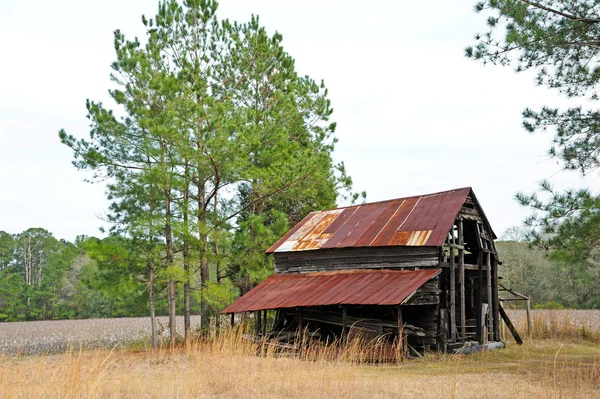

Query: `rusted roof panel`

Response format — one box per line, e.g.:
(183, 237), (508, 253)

(221, 269), (440, 313)
(266, 187), (472, 253)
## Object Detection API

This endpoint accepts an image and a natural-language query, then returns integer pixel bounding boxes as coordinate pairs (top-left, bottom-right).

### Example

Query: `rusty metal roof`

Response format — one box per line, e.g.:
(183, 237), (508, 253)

(267, 187), (473, 253)
(221, 269), (440, 313)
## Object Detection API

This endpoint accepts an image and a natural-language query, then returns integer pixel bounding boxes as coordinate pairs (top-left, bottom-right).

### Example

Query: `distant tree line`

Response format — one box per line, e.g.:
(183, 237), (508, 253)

(497, 228), (600, 309)
(0, 229), (172, 322)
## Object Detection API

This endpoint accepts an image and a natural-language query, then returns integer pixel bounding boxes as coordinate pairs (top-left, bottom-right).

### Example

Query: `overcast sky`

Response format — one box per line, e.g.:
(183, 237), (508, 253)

(1, 0), (598, 242)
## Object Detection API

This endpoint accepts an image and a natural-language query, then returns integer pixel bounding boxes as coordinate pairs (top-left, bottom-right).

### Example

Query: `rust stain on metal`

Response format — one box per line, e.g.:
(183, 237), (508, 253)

(292, 211), (341, 251)
(221, 269), (441, 313)
(267, 187), (472, 253)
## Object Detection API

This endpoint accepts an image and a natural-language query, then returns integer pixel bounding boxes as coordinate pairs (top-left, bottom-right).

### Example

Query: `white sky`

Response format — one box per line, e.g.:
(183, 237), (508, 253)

(1, 0), (598, 242)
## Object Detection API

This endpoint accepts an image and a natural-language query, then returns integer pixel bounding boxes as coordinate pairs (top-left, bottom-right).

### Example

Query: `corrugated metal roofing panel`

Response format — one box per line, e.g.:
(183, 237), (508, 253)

(267, 187), (473, 253)
(221, 269), (440, 313)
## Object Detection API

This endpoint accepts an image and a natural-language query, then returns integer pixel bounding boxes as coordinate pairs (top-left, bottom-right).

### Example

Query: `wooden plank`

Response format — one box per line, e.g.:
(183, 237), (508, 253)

(499, 304), (523, 345)
(255, 311), (261, 336)
(438, 308), (448, 352)
(440, 262), (488, 271)
(449, 244), (456, 341)
(476, 251), (483, 343)
(458, 218), (465, 343)
(492, 257), (500, 341)
(486, 252), (493, 342)
(397, 306), (404, 361)
(262, 310), (267, 336)
(342, 307), (348, 345)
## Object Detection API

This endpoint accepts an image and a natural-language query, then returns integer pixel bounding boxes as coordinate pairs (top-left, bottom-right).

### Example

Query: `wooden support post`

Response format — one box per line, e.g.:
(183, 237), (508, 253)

(450, 242), (456, 341)
(499, 304), (523, 345)
(458, 219), (465, 343)
(438, 308), (448, 352)
(298, 307), (304, 343)
(342, 306), (348, 345)
(476, 251), (483, 344)
(262, 310), (267, 336)
(492, 257), (500, 341)
(231, 313), (235, 328)
(481, 303), (488, 343)
(256, 310), (261, 336)
(486, 252), (493, 342)
(397, 306), (404, 361)
(526, 299), (532, 339)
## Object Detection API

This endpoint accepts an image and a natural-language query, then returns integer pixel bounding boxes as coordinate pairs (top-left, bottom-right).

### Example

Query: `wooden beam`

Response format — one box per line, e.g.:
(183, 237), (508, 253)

(486, 252), (493, 342)
(298, 307), (304, 343)
(262, 310), (267, 336)
(441, 262), (488, 271)
(458, 218), (465, 343)
(342, 306), (348, 346)
(397, 306), (404, 361)
(499, 304), (523, 345)
(476, 251), (483, 343)
(526, 298), (532, 339)
(449, 244), (456, 341)
(231, 312), (235, 328)
(256, 310), (261, 336)
(437, 308), (448, 352)
(492, 257), (500, 341)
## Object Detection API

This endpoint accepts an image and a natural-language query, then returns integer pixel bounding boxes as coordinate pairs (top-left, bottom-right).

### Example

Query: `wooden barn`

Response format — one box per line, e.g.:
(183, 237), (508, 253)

(223, 187), (515, 355)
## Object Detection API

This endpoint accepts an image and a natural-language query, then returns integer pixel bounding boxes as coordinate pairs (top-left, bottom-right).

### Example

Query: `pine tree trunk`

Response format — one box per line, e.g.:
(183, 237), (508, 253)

(196, 175), (210, 332)
(200, 258), (209, 331)
(149, 179), (158, 348)
(183, 163), (191, 343)
(149, 257), (158, 348)
(166, 213), (176, 345)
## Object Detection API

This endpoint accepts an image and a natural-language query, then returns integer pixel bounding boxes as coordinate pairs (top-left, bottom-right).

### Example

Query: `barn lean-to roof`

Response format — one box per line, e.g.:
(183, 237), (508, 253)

(221, 269), (440, 313)
(267, 187), (495, 253)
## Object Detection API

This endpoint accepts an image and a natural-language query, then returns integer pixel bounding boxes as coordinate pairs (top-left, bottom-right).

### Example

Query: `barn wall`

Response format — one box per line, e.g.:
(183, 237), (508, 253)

(273, 246), (440, 274)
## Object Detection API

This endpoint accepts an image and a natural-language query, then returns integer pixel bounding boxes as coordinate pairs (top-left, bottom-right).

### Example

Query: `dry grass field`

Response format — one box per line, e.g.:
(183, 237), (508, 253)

(0, 310), (599, 398)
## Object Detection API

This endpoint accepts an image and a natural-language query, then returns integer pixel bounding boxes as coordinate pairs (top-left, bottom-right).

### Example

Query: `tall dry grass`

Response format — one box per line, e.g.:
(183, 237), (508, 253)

(1, 325), (599, 399)
(506, 309), (600, 343)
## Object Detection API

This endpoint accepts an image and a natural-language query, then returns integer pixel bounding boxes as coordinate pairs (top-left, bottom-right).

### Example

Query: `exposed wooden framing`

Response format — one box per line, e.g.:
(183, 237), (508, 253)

(499, 304), (523, 345)
(298, 307), (304, 342)
(526, 299), (532, 339)
(499, 283), (531, 339)
(262, 310), (267, 336)
(492, 257), (500, 341)
(486, 252), (493, 342)
(458, 218), (466, 343)
(481, 303), (488, 343)
(476, 251), (484, 343)
(342, 306), (348, 345)
(437, 308), (448, 352)
(231, 313), (235, 328)
(440, 262), (489, 270)
(256, 310), (262, 336)
(274, 247), (439, 274)
(449, 229), (456, 341)
(397, 306), (404, 361)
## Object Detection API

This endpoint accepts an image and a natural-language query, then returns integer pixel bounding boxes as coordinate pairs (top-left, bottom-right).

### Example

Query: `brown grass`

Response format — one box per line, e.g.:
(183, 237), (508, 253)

(506, 309), (600, 343)
(1, 326), (599, 399)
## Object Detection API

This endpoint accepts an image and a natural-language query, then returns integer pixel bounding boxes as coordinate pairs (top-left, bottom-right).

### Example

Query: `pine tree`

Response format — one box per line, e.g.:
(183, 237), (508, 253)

(467, 1), (600, 280)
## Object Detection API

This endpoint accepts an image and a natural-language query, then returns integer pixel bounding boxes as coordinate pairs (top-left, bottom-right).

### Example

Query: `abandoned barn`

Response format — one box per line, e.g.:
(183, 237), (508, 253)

(223, 187), (513, 354)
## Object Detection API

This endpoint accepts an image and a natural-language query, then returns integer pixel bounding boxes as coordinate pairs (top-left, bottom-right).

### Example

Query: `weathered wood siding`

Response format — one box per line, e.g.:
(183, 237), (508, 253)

(274, 247), (440, 274)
